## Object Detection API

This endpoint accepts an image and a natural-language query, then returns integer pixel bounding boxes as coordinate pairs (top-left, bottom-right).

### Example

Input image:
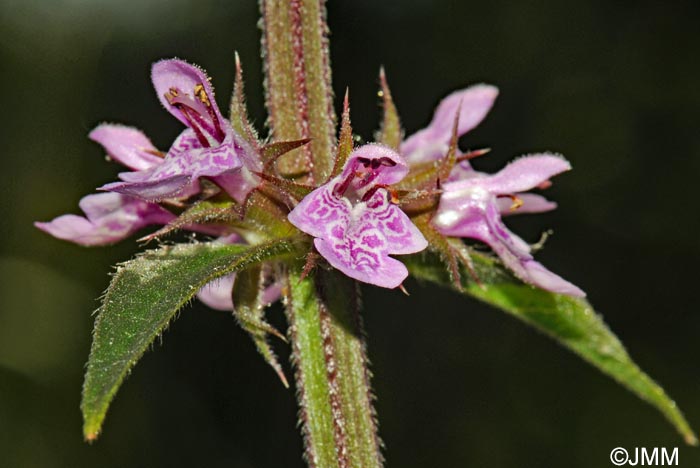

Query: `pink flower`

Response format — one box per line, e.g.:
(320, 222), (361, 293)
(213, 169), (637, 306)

(100, 59), (257, 202)
(401, 84), (498, 170)
(34, 192), (174, 247)
(35, 124), (175, 245)
(288, 144), (427, 288)
(400, 84), (584, 296)
(433, 154), (584, 297)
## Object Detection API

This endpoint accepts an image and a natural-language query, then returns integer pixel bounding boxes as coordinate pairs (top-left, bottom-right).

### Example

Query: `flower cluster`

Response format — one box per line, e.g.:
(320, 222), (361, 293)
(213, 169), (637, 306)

(37, 57), (583, 303)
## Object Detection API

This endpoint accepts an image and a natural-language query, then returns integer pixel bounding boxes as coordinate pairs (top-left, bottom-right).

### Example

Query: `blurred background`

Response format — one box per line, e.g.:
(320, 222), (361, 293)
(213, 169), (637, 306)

(2, 0), (700, 466)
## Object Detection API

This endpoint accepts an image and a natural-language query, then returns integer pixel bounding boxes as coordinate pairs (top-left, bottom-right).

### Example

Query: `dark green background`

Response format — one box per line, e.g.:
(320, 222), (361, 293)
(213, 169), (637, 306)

(2, 0), (699, 466)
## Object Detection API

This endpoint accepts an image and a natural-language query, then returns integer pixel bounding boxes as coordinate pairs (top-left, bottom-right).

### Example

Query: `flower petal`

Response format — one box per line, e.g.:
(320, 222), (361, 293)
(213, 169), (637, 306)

(473, 154), (571, 195)
(197, 273), (235, 311)
(342, 144), (409, 189)
(402, 84), (498, 164)
(89, 124), (163, 171)
(34, 193), (174, 246)
(314, 238), (408, 289)
(151, 58), (225, 130)
(363, 189), (427, 254)
(498, 193), (557, 216)
(101, 128), (244, 201)
(452, 202), (584, 296)
(288, 181), (351, 240)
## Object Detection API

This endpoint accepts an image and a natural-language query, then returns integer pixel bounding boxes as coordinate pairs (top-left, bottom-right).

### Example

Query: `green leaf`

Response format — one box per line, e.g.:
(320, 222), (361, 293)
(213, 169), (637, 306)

(232, 264), (289, 387)
(81, 238), (301, 441)
(405, 249), (698, 446)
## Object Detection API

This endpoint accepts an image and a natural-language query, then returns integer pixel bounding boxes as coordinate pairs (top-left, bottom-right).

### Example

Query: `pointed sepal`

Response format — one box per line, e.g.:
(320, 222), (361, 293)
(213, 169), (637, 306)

(437, 103), (461, 182)
(330, 89), (353, 178)
(139, 198), (237, 242)
(261, 138), (312, 171)
(375, 67), (403, 150)
(232, 264), (289, 387)
(254, 172), (316, 201)
(229, 52), (260, 149)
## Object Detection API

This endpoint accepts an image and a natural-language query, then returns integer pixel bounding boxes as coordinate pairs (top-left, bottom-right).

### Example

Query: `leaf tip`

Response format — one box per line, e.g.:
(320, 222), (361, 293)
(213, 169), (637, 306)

(83, 420), (101, 443)
(684, 431), (698, 446)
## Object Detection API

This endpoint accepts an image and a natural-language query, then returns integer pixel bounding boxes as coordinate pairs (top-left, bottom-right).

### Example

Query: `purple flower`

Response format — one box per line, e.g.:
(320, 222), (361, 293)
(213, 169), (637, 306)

(35, 124), (176, 246)
(101, 59), (256, 202)
(34, 192), (175, 247)
(288, 144), (428, 289)
(401, 84), (498, 168)
(433, 154), (585, 297)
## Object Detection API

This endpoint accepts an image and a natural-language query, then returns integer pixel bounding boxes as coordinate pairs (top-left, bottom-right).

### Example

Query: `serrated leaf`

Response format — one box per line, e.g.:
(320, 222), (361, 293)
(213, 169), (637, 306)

(405, 249), (698, 445)
(375, 67), (402, 150)
(82, 238), (302, 441)
(232, 264), (289, 387)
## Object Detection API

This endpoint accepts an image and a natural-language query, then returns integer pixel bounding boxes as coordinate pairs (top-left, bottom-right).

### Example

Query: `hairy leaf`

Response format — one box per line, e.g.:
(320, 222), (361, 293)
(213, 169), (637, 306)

(405, 250), (698, 445)
(82, 238), (301, 441)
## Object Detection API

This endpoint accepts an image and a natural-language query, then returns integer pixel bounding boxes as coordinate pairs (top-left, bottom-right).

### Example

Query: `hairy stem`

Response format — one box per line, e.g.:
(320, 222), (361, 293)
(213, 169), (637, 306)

(260, 0), (336, 183)
(261, 1), (382, 464)
(284, 267), (382, 467)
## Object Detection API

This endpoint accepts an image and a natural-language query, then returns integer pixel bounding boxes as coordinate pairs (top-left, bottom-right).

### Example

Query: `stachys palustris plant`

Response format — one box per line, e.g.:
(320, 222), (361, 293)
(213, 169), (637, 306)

(35, 1), (696, 466)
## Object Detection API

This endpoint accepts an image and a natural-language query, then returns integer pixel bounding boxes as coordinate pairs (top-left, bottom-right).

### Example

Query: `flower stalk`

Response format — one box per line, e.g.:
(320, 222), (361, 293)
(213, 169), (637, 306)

(261, 0), (383, 466)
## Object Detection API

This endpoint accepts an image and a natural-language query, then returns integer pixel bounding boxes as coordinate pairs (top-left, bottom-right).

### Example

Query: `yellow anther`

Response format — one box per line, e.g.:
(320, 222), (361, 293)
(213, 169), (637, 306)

(509, 195), (524, 211)
(194, 83), (210, 106)
(164, 87), (179, 104)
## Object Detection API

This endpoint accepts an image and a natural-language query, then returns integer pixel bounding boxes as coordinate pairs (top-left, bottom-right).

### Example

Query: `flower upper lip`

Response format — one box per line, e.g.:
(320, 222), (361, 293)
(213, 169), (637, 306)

(96, 59), (254, 202)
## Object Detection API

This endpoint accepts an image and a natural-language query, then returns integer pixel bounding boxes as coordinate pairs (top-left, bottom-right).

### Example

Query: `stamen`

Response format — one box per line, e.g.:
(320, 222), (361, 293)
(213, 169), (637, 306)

(175, 103), (210, 147)
(194, 84), (210, 106)
(333, 172), (354, 197)
(360, 184), (392, 203)
(143, 149), (166, 158)
(498, 194), (524, 211)
(165, 84), (225, 144)
(195, 82), (225, 142)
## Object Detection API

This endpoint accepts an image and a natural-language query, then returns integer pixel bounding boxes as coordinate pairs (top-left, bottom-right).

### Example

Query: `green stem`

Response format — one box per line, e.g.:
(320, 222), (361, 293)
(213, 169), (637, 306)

(260, 0), (336, 183)
(261, 2), (382, 464)
(285, 267), (382, 468)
